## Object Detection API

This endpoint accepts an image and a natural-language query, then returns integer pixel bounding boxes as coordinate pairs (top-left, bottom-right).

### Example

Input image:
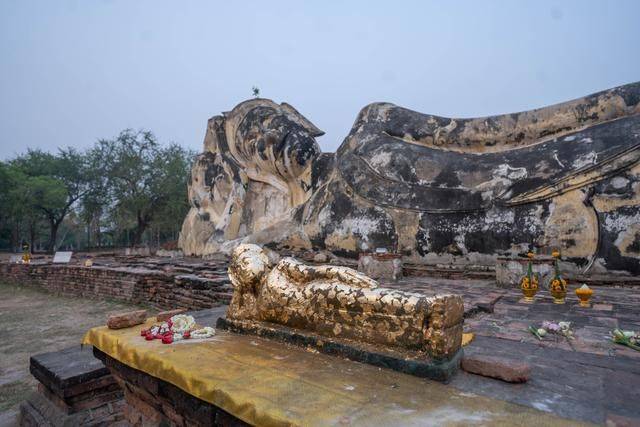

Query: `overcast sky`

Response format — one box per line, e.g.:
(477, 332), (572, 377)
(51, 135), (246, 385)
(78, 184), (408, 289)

(1, 0), (639, 159)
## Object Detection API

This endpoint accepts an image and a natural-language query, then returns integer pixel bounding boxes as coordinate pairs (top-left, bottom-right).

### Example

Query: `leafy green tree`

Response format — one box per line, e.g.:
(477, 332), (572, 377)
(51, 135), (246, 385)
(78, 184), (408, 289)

(0, 162), (52, 251)
(24, 175), (67, 249)
(12, 148), (91, 252)
(0, 162), (25, 250)
(80, 143), (112, 248)
(147, 144), (193, 235)
(99, 130), (193, 246)
(0, 130), (192, 251)
(0, 162), (16, 232)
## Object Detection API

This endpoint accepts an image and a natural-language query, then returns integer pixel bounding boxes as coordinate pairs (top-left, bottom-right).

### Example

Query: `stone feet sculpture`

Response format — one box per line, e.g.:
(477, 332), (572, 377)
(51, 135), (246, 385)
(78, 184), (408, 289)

(217, 244), (464, 381)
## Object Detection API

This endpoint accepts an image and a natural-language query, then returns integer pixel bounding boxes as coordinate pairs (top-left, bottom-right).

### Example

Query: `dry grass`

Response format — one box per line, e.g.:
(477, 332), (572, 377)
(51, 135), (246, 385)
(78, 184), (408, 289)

(0, 281), (149, 424)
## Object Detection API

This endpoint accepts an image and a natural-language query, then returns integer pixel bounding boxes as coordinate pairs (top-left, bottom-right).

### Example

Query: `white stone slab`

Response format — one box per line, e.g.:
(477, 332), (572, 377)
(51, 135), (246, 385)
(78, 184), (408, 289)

(52, 251), (73, 264)
(9, 255), (20, 263)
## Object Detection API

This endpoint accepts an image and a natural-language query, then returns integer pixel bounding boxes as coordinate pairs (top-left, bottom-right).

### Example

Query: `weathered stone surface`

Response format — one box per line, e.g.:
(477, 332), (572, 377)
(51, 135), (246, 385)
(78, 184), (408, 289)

(312, 252), (327, 263)
(19, 391), (126, 427)
(180, 82), (640, 278)
(21, 346), (125, 425)
(30, 347), (111, 395)
(156, 308), (186, 322)
(358, 252), (403, 281)
(495, 255), (555, 288)
(606, 413), (640, 427)
(224, 244), (463, 361)
(107, 310), (147, 329)
(178, 99), (324, 256)
(461, 354), (531, 383)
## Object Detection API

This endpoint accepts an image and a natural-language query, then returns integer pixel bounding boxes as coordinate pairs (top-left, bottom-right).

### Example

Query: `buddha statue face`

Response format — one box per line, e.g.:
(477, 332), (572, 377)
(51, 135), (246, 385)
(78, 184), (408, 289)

(227, 244), (271, 319)
(227, 100), (324, 205)
(182, 100), (326, 252)
(238, 107), (321, 175)
(228, 244), (270, 294)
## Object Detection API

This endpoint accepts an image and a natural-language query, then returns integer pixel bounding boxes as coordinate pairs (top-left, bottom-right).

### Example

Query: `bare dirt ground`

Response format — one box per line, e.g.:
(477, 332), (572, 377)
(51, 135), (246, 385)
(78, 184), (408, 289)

(0, 281), (149, 426)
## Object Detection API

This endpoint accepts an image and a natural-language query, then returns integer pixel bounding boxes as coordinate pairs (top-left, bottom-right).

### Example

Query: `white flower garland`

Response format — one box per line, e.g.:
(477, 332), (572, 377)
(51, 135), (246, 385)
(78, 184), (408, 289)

(171, 314), (196, 333)
(190, 326), (216, 339)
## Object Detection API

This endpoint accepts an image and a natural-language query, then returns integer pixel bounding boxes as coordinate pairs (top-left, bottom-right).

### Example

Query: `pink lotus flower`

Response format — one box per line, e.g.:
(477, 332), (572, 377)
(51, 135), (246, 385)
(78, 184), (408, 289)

(542, 321), (560, 332)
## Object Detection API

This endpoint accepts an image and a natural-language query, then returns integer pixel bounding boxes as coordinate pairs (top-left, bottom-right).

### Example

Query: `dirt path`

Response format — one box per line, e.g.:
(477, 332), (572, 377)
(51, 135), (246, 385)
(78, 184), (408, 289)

(0, 281), (150, 426)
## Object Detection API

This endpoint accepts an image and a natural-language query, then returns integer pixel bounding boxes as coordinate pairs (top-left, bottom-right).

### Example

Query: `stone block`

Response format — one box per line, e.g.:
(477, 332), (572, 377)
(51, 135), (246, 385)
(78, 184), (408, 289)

(496, 256), (554, 288)
(107, 310), (147, 329)
(461, 354), (530, 383)
(30, 346), (111, 398)
(156, 308), (186, 322)
(357, 252), (402, 281)
(23, 346), (125, 425)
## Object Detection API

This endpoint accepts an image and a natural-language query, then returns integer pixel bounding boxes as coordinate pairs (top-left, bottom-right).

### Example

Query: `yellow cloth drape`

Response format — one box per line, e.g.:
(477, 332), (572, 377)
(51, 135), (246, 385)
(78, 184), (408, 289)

(83, 320), (583, 426)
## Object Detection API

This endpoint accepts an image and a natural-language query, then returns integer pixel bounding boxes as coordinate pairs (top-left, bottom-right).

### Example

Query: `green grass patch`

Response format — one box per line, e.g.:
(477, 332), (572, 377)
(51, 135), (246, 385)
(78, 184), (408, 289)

(0, 380), (32, 412)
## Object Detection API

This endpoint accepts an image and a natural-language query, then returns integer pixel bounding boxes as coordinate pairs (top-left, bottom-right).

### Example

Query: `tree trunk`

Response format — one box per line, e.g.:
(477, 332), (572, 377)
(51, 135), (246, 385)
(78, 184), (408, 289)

(131, 226), (144, 246)
(47, 219), (60, 253)
(11, 221), (20, 252)
(29, 221), (36, 253)
(96, 223), (101, 247)
(131, 212), (148, 246)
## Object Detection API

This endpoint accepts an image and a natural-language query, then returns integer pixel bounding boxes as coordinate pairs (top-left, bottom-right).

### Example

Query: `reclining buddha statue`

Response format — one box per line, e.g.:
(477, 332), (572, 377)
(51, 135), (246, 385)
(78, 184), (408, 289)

(218, 244), (464, 379)
(180, 82), (640, 277)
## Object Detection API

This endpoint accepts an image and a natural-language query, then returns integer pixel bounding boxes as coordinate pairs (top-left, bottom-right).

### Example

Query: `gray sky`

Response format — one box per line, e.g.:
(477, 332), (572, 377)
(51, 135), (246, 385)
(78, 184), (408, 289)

(1, 0), (639, 158)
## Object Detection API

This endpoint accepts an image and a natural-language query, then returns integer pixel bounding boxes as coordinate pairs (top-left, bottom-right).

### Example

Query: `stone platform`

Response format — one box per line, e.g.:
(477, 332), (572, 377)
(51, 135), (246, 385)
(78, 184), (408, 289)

(80, 283), (639, 425)
(216, 317), (462, 382)
(384, 276), (640, 425)
(84, 307), (583, 427)
(19, 346), (124, 426)
(357, 252), (402, 281)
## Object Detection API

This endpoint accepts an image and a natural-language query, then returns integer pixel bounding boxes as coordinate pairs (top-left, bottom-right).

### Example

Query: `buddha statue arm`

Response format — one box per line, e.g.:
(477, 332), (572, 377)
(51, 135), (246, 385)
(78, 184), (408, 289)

(276, 257), (378, 289)
(260, 265), (463, 356)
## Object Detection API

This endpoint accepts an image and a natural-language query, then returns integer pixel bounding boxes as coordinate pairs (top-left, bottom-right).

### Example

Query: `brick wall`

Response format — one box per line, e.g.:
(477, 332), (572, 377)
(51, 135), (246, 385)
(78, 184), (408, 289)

(0, 263), (232, 310)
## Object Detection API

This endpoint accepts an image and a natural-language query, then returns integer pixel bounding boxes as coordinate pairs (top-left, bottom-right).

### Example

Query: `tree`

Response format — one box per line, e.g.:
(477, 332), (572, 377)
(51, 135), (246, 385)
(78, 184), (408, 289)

(147, 144), (193, 243)
(99, 130), (193, 246)
(80, 143), (112, 248)
(24, 175), (67, 250)
(12, 148), (91, 252)
(0, 162), (27, 250)
(0, 163), (17, 245)
(0, 130), (193, 251)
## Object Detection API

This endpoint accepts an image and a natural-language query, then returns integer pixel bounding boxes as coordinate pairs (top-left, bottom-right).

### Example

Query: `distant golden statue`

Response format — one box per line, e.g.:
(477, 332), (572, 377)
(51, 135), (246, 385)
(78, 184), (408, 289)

(21, 242), (31, 264)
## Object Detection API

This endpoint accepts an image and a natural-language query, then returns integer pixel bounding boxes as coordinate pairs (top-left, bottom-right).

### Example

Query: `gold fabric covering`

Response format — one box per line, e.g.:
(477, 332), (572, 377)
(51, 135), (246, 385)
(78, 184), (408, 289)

(83, 321), (580, 426)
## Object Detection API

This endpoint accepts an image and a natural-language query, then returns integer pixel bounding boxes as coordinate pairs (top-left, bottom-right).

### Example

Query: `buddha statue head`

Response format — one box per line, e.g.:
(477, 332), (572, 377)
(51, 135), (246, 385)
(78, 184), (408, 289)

(227, 244), (270, 319)
(206, 99), (324, 206)
(180, 101), (325, 254)
(229, 244), (269, 292)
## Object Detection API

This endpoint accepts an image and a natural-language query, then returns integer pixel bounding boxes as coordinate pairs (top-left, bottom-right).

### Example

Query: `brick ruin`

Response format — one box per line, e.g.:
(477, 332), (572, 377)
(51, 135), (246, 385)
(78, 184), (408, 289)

(0, 259), (232, 311)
